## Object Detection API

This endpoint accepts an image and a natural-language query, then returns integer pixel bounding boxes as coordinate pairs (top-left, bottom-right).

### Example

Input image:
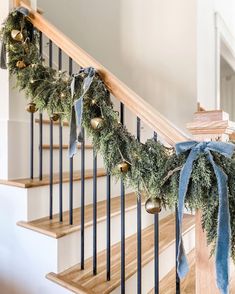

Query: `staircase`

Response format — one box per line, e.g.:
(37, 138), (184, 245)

(0, 1), (197, 294)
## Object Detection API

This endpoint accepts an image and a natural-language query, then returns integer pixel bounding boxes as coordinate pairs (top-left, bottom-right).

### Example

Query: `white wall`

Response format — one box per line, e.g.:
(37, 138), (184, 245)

(38, 0), (197, 132)
(197, 0), (235, 110)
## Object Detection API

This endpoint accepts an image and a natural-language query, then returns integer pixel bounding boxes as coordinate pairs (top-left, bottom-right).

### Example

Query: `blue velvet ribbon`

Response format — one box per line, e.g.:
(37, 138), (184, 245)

(69, 67), (96, 158)
(0, 7), (29, 69)
(175, 141), (235, 294)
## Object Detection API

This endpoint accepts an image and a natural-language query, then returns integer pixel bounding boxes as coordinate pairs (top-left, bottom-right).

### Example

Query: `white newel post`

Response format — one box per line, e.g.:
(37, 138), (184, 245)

(0, 0), (38, 180)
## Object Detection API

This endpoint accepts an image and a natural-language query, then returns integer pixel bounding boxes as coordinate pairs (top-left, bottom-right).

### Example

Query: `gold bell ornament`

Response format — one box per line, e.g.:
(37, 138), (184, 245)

(90, 117), (104, 130)
(16, 60), (26, 69)
(117, 161), (130, 173)
(145, 197), (162, 214)
(50, 113), (60, 122)
(11, 29), (24, 42)
(26, 102), (37, 113)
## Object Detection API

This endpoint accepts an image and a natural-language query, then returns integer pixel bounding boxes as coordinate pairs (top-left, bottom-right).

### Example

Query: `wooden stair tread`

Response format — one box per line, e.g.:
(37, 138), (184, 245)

(148, 249), (195, 294)
(149, 250), (235, 294)
(17, 192), (139, 238)
(35, 118), (69, 126)
(0, 168), (106, 188)
(42, 144), (93, 150)
(46, 214), (195, 294)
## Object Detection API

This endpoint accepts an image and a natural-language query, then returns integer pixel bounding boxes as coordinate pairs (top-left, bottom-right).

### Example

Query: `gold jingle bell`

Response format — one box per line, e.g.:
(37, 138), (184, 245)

(145, 197), (161, 214)
(26, 102), (37, 113)
(11, 29), (24, 42)
(50, 113), (60, 122)
(117, 161), (130, 173)
(16, 60), (26, 69)
(91, 117), (104, 130)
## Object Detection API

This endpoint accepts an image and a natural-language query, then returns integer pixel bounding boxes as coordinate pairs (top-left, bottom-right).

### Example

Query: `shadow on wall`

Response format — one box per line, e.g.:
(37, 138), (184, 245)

(0, 278), (31, 294)
(38, 0), (197, 131)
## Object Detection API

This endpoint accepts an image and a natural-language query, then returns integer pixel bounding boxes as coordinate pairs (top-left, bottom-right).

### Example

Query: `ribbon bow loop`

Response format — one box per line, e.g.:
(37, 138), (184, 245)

(175, 140), (235, 294)
(69, 67), (96, 158)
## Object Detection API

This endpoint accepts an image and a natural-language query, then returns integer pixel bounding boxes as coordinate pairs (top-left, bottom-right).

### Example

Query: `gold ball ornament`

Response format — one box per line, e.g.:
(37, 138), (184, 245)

(11, 29), (24, 42)
(50, 113), (60, 122)
(90, 117), (104, 130)
(145, 197), (162, 214)
(26, 102), (37, 113)
(16, 60), (26, 69)
(117, 161), (130, 173)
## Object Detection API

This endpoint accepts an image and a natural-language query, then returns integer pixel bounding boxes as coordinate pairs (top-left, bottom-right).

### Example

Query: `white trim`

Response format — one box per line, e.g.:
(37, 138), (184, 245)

(215, 12), (235, 109)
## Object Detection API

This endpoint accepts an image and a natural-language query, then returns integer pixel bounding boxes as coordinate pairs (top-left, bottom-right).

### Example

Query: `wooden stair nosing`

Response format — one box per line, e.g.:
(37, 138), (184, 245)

(0, 168), (106, 188)
(17, 192), (139, 239)
(46, 273), (94, 294)
(46, 214), (195, 294)
(35, 118), (69, 126)
(42, 144), (93, 150)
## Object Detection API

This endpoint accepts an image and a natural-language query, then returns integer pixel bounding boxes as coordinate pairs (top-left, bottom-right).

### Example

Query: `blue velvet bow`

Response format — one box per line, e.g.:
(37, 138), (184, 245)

(175, 141), (235, 294)
(69, 67), (96, 158)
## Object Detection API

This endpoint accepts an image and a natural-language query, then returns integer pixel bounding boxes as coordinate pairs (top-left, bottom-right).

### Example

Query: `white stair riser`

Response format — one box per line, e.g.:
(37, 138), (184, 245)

(26, 178), (134, 221)
(57, 208), (171, 272)
(38, 149), (104, 174)
(111, 227), (195, 294)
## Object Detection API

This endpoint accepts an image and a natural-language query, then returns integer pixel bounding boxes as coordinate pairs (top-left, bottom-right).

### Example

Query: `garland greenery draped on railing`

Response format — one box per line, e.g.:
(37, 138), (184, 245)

(1, 8), (235, 293)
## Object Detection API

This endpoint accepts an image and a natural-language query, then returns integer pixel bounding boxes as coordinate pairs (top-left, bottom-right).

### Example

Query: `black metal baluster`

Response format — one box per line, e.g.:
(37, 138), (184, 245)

(137, 117), (142, 294)
(93, 148), (97, 275)
(106, 173), (111, 281)
(38, 31), (43, 181)
(49, 39), (52, 67)
(39, 31), (43, 58)
(49, 40), (53, 219)
(120, 102), (125, 294)
(58, 47), (63, 222)
(154, 214), (159, 294)
(49, 118), (53, 219)
(81, 127), (85, 269)
(69, 57), (73, 225)
(30, 112), (34, 179)
(176, 206), (180, 293)
(153, 132), (159, 294)
(59, 118), (63, 222)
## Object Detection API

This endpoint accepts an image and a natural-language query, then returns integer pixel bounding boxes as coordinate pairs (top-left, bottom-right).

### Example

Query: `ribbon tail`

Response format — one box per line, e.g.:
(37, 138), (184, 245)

(68, 106), (78, 158)
(208, 153), (230, 294)
(0, 40), (7, 69)
(177, 149), (198, 279)
(74, 97), (84, 143)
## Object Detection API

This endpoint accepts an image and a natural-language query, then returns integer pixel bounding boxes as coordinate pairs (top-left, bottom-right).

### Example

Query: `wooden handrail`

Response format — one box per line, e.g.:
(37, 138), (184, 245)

(15, 1), (189, 145)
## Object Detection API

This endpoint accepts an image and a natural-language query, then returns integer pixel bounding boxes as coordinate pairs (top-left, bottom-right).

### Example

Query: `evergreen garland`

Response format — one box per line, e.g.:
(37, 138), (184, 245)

(2, 8), (235, 263)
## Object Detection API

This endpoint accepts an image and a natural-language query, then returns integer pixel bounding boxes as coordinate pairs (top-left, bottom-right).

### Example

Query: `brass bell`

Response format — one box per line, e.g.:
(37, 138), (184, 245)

(90, 117), (104, 130)
(117, 161), (130, 173)
(26, 102), (37, 113)
(145, 197), (161, 214)
(11, 29), (24, 42)
(16, 60), (26, 69)
(50, 113), (60, 122)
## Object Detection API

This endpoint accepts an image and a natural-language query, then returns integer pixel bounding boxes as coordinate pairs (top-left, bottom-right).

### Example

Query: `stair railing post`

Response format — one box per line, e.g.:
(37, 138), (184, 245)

(187, 109), (235, 294)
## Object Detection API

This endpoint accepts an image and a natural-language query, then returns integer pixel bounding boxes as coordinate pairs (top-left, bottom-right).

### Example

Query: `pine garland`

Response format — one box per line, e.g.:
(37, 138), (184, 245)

(2, 8), (235, 263)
